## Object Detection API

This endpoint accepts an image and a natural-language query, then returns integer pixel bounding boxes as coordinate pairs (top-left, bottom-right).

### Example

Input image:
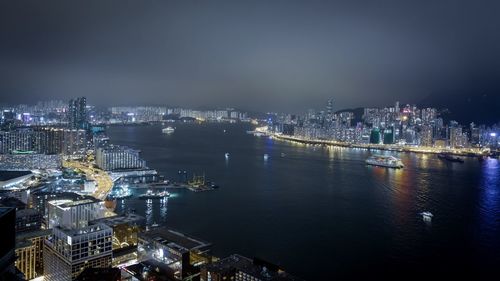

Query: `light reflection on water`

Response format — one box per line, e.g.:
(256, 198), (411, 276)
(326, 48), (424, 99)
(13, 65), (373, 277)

(478, 159), (500, 248)
(107, 123), (500, 280)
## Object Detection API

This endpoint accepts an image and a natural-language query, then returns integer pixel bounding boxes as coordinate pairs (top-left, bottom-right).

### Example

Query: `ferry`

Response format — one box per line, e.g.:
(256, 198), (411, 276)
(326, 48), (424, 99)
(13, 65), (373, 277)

(162, 127), (175, 134)
(365, 155), (404, 169)
(420, 211), (433, 222)
(437, 153), (464, 163)
(138, 189), (170, 199)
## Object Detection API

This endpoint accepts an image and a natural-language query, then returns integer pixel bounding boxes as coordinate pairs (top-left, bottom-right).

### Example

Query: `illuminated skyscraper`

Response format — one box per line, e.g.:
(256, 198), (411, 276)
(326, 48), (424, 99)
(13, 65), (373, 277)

(68, 97), (87, 130)
(44, 224), (112, 281)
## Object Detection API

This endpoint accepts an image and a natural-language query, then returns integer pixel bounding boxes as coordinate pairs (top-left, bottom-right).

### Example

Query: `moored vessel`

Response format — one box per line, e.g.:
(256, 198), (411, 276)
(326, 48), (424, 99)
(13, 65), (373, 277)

(138, 189), (170, 199)
(365, 155), (404, 168)
(162, 127), (175, 134)
(437, 153), (464, 163)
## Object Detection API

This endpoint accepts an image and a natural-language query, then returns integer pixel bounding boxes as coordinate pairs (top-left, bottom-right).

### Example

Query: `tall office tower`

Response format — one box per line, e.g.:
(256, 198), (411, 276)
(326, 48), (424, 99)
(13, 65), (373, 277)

(370, 128), (381, 144)
(383, 127), (395, 144)
(68, 97), (87, 130)
(46, 197), (106, 230)
(326, 98), (334, 121)
(420, 125), (433, 147)
(0, 207), (22, 281)
(44, 223), (113, 281)
(449, 121), (463, 148)
(15, 229), (51, 280)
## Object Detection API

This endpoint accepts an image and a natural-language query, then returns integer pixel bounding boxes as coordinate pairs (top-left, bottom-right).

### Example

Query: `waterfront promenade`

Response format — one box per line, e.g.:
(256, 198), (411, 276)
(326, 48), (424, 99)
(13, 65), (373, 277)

(270, 133), (487, 157)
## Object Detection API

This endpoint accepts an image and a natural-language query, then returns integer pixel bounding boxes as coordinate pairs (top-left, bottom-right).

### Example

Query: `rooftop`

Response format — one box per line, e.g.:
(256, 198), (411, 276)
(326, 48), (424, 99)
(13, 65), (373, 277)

(205, 254), (303, 281)
(140, 227), (210, 252)
(93, 213), (145, 227)
(57, 222), (112, 237)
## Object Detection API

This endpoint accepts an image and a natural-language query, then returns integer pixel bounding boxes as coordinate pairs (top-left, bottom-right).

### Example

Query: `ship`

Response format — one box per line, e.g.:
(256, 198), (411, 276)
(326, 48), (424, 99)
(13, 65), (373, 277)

(437, 153), (464, 163)
(162, 127), (175, 134)
(365, 155), (404, 169)
(138, 189), (170, 199)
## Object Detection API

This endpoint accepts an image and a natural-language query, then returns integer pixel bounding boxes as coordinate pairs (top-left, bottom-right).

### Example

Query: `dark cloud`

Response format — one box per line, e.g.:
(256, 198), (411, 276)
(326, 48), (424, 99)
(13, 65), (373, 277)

(1, 0), (499, 111)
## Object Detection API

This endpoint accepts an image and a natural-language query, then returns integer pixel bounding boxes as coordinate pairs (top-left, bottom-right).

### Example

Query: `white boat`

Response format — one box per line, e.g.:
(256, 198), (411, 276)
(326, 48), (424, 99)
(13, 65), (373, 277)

(366, 155), (404, 169)
(420, 211), (433, 222)
(263, 154), (269, 161)
(162, 127), (175, 134)
(225, 152), (230, 159)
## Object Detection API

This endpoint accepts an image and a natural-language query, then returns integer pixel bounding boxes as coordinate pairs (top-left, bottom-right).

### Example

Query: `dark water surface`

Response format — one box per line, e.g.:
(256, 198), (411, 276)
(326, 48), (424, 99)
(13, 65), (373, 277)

(108, 123), (500, 280)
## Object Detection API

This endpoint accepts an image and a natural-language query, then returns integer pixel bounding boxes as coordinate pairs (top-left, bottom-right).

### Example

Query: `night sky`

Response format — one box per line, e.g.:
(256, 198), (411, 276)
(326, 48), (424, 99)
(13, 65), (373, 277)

(1, 0), (499, 112)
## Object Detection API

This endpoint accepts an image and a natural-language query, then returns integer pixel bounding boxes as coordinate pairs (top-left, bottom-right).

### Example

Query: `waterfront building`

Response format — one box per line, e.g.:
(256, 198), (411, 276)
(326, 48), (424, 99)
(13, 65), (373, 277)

(383, 127), (395, 144)
(200, 254), (302, 281)
(369, 128), (381, 144)
(449, 121), (464, 148)
(420, 125), (433, 147)
(47, 197), (106, 230)
(138, 227), (212, 280)
(96, 145), (146, 171)
(15, 229), (51, 280)
(44, 223), (113, 281)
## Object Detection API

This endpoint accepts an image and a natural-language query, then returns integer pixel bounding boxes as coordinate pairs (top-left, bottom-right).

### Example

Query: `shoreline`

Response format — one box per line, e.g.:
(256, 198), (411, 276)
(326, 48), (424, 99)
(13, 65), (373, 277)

(269, 133), (487, 157)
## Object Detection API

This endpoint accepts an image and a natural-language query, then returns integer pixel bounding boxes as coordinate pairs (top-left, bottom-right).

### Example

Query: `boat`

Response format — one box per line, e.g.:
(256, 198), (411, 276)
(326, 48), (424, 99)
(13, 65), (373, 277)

(365, 155), (404, 168)
(263, 154), (269, 161)
(162, 127), (175, 134)
(138, 189), (170, 199)
(280, 152), (286, 158)
(225, 152), (230, 159)
(420, 211), (433, 222)
(438, 153), (464, 163)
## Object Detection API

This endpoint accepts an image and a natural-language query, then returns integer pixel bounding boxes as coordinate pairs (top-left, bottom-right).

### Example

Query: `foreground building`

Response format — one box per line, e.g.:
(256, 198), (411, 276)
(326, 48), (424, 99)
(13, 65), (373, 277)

(201, 254), (303, 281)
(138, 227), (212, 280)
(44, 223), (113, 281)
(15, 229), (51, 280)
(46, 197), (106, 230)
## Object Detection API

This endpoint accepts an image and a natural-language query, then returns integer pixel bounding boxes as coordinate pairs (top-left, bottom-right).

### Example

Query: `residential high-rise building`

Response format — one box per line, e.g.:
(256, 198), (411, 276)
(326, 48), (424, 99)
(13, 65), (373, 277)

(420, 125), (433, 147)
(68, 97), (87, 130)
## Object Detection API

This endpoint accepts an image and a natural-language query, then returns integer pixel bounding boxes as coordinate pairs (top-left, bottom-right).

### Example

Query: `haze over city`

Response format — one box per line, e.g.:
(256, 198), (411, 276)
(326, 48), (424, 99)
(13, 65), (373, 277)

(2, 0), (500, 112)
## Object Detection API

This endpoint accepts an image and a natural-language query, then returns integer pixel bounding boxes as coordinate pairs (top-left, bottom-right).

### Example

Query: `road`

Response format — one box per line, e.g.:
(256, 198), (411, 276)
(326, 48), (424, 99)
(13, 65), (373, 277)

(62, 159), (114, 200)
